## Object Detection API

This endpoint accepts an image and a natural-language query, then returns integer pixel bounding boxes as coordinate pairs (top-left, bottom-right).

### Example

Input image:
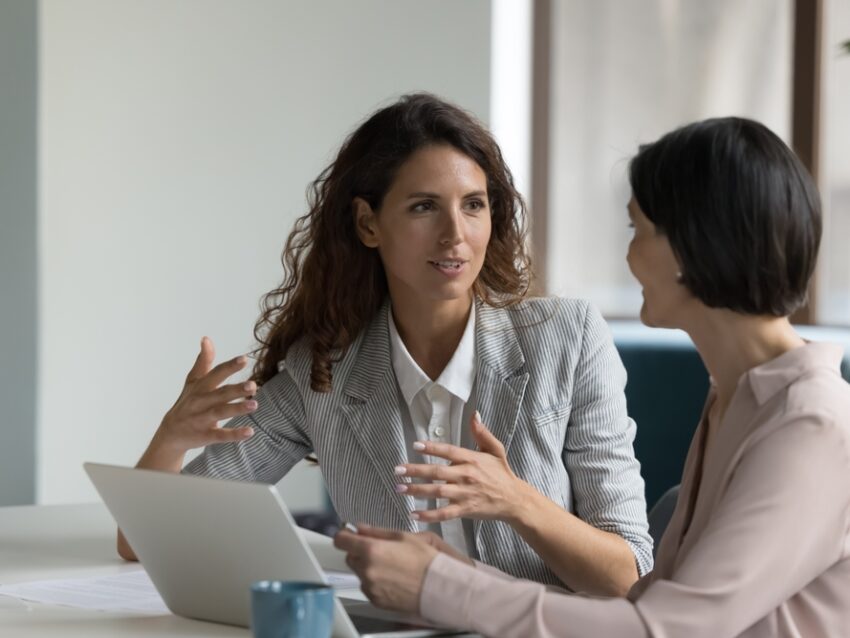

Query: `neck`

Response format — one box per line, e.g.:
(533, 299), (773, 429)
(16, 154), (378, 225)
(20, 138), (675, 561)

(389, 292), (473, 380)
(683, 310), (805, 406)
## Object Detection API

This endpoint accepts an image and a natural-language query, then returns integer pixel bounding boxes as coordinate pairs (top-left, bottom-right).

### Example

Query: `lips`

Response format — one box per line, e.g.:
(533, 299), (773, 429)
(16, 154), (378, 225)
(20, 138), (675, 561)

(428, 259), (466, 270)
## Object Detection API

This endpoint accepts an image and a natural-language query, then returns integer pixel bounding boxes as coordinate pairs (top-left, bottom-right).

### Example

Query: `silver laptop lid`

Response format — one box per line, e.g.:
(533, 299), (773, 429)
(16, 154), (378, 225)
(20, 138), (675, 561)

(84, 462), (361, 637)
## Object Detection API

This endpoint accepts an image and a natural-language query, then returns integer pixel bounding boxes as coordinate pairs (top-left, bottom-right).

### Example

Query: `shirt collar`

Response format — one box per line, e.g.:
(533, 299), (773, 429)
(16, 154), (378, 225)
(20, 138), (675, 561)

(746, 341), (845, 405)
(388, 303), (477, 406)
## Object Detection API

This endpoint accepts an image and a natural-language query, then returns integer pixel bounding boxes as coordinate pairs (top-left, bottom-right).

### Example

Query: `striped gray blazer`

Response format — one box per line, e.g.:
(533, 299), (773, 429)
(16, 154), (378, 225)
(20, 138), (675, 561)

(184, 297), (654, 584)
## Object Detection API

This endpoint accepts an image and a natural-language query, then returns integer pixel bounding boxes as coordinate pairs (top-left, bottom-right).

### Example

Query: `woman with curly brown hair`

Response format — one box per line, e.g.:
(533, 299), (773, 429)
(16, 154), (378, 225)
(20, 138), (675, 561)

(118, 93), (652, 594)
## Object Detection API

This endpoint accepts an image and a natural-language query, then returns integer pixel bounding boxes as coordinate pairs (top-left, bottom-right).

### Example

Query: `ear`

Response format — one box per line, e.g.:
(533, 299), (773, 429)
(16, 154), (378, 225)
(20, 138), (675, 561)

(353, 197), (380, 248)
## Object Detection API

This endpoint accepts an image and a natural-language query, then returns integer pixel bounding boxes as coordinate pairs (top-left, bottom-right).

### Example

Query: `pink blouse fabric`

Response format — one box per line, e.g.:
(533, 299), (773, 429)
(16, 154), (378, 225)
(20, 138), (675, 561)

(420, 342), (850, 637)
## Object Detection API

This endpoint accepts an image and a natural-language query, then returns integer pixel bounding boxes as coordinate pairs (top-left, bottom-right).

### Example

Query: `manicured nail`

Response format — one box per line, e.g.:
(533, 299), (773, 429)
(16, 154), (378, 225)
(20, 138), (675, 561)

(474, 410), (482, 424)
(244, 382), (256, 392)
(242, 427), (254, 436)
(236, 355), (248, 364)
(394, 484), (408, 493)
(412, 441), (426, 451)
(245, 400), (258, 409)
(394, 465), (407, 475)
(409, 512), (420, 521)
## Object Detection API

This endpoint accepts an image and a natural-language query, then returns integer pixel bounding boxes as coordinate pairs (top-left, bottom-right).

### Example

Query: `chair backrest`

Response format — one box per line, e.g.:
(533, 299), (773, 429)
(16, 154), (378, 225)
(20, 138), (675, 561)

(647, 484), (681, 556)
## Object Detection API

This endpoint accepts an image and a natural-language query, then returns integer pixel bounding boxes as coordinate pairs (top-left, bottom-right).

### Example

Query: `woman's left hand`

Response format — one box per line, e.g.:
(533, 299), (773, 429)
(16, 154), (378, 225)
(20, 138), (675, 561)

(333, 525), (438, 614)
(395, 411), (535, 524)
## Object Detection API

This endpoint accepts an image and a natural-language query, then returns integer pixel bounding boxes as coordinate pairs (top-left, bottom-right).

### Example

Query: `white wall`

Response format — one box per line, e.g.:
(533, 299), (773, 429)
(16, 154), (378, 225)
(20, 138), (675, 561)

(38, 0), (491, 506)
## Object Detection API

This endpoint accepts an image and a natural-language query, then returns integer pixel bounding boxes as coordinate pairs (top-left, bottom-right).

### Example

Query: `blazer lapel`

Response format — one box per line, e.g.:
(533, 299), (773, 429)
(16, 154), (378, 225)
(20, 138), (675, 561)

(473, 301), (529, 451)
(471, 302), (529, 552)
(340, 303), (417, 530)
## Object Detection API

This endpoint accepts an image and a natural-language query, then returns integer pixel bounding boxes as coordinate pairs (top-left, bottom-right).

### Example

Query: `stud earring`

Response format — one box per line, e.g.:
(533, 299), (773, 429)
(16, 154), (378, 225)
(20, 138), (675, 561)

(675, 271), (684, 283)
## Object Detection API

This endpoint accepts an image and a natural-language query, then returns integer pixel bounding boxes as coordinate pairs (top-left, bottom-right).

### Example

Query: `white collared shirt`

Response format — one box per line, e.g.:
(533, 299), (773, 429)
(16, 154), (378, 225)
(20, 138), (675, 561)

(388, 304), (477, 556)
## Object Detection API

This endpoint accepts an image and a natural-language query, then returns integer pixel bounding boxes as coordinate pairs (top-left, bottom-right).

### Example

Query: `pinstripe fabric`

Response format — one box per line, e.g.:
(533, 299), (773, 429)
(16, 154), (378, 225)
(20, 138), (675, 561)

(183, 297), (654, 585)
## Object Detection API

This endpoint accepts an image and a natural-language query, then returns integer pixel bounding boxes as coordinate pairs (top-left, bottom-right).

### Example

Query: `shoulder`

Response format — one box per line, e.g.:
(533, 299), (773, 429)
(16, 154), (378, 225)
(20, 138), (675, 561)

(785, 365), (850, 421)
(272, 311), (385, 397)
(500, 296), (610, 353)
(749, 370), (850, 473)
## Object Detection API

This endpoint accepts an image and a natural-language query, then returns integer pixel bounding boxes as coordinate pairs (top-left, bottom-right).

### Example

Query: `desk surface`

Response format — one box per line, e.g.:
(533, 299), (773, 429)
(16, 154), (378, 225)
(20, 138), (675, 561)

(0, 503), (251, 637)
(1, 504), (478, 638)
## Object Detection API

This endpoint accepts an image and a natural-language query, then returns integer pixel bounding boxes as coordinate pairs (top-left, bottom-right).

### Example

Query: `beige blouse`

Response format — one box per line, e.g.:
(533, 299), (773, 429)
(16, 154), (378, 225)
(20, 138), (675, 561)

(420, 342), (850, 637)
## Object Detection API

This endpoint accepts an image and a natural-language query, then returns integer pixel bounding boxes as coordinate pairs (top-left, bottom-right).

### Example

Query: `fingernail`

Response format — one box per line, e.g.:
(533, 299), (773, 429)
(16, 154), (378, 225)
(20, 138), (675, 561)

(245, 400), (258, 409)
(236, 355), (248, 364)
(409, 512), (420, 521)
(474, 410), (482, 424)
(244, 381), (256, 392)
(412, 441), (426, 451)
(394, 484), (408, 493)
(394, 465), (407, 475)
(242, 427), (254, 436)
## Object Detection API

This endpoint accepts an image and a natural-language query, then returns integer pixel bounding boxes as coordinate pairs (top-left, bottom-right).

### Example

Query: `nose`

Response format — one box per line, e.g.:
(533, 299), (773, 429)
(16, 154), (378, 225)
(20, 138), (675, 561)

(438, 206), (464, 247)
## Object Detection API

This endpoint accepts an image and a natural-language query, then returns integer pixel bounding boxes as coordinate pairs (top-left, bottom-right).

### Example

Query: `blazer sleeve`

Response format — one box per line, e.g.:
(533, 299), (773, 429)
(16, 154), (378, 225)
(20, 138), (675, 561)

(564, 302), (654, 575)
(182, 368), (313, 483)
(418, 415), (850, 637)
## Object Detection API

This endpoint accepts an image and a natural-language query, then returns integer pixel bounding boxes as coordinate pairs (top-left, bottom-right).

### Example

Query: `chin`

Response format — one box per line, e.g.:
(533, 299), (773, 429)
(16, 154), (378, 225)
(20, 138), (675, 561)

(639, 304), (655, 327)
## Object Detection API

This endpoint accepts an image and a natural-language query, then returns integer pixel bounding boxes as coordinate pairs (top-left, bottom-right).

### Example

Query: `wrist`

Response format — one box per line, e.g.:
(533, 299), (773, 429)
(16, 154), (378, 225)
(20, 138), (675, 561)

(139, 428), (187, 472)
(505, 479), (540, 528)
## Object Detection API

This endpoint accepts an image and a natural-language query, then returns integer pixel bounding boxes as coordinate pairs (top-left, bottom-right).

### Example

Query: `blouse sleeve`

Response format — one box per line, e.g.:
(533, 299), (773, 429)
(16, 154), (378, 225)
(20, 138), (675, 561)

(420, 415), (850, 638)
(182, 368), (312, 483)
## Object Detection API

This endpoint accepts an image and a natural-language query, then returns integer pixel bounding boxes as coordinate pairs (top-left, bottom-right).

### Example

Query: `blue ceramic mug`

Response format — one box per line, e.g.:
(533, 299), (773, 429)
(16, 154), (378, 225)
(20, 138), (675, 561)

(250, 580), (334, 638)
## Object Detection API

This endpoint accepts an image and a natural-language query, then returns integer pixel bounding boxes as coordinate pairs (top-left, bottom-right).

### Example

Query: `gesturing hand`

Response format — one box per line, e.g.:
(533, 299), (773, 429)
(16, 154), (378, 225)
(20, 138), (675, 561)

(394, 411), (534, 524)
(153, 337), (257, 454)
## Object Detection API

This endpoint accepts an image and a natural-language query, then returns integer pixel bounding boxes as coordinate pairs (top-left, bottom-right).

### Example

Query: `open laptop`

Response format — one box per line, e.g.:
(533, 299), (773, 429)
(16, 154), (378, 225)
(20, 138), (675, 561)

(84, 463), (463, 638)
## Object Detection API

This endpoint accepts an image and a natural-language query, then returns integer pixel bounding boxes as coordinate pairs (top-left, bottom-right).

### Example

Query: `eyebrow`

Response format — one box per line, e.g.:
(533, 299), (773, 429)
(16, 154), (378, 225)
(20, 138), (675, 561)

(406, 190), (487, 199)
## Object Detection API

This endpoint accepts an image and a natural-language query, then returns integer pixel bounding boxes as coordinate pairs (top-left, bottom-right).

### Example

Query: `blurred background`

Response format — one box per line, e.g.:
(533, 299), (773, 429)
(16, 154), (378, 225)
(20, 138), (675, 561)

(1, 0), (847, 510)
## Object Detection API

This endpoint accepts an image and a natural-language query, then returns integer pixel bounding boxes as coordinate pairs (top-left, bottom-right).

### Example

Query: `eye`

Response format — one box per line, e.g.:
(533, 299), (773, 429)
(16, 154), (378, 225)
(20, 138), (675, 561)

(465, 198), (487, 212)
(410, 200), (435, 213)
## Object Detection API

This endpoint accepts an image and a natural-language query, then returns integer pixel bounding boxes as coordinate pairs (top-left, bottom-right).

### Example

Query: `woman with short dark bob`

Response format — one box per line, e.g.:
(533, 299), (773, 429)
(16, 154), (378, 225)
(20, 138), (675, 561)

(336, 117), (850, 637)
(117, 93), (654, 595)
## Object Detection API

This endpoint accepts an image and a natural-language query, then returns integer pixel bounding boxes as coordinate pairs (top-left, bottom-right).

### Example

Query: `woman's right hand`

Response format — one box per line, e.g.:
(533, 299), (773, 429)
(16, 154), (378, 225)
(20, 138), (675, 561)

(150, 336), (258, 458)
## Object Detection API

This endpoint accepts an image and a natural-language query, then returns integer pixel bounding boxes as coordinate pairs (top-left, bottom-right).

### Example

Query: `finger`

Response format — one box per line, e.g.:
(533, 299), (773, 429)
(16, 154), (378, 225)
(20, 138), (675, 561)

(207, 425), (254, 444)
(186, 337), (215, 382)
(206, 398), (258, 422)
(352, 524), (407, 542)
(411, 504), (465, 524)
(199, 355), (251, 391)
(471, 410), (506, 457)
(334, 529), (373, 554)
(411, 440), (475, 464)
(395, 463), (463, 482)
(396, 482), (466, 501)
(194, 380), (257, 411)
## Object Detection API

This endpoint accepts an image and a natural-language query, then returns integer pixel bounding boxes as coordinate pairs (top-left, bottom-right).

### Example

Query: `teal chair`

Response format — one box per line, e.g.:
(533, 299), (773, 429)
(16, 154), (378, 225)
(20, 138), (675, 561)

(610, 321), (850, 512)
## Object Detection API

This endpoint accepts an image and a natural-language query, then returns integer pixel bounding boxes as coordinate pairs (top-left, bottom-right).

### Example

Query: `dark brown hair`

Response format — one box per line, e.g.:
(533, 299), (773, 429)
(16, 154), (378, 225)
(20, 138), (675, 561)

(252, 93), (533, 391)
(629, 117), (821, 316)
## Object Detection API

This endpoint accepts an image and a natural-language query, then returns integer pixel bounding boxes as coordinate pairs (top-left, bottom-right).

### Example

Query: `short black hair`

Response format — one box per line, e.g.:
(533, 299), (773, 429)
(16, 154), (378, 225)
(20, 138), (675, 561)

(629, 117), (821, 317)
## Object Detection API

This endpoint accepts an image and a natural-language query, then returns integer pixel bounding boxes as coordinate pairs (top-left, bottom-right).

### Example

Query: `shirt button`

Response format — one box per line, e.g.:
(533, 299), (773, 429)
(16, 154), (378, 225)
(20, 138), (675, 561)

(432, 426), (446, 438)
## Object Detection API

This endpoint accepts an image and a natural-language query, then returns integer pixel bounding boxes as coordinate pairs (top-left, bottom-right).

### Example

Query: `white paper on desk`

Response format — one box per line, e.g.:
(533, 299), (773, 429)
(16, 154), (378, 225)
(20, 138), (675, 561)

(0, 568), (360, 615)
(0, 569), (169, 615)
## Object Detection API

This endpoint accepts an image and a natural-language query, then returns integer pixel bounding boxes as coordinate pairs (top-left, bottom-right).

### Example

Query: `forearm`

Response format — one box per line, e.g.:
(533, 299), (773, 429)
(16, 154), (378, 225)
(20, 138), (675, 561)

(421, 554), (647, 638)
(508, 483), (639, 596)
(117, 432), (188, 561)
